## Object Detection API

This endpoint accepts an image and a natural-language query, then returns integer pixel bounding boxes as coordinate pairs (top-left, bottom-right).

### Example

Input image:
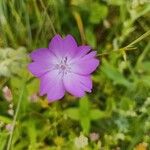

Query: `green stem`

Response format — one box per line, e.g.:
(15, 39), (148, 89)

(125, 30), (150, 48)
(97, 30), (150, 57)
(6, 82), (26, 150)
(97, 47), (136, 57)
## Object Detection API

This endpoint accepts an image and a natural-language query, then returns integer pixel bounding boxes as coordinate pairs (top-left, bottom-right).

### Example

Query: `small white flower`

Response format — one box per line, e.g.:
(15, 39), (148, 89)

(7, 109), (14, 116)
(74, 134), (88, 149)
(0, 121), (4, 128)
(9, 103), (14, 109)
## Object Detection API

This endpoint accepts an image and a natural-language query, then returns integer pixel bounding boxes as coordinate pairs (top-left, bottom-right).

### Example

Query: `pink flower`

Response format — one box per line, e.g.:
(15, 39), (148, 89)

(5, 124), (13, 132)
(89, 132), (99, 141)
(28, 34), (99, 102)
(29, 93), (39, 103)
(2, 86), (13, 102)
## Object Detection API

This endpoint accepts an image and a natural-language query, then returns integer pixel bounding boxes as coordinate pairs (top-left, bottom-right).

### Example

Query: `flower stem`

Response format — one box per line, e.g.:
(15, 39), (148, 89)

(97, 30), (150, 57)
(125, 30), (150, 48)
(6, 82), (26, 150)
(97, 47), (137, 56)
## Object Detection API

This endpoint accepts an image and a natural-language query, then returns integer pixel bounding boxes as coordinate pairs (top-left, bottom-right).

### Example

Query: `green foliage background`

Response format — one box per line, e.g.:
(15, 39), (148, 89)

(0, 0), (150, 149)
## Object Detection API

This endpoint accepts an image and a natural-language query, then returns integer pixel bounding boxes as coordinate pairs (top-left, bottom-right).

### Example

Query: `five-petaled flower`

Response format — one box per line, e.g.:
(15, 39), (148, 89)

(28, 34), (99, 102)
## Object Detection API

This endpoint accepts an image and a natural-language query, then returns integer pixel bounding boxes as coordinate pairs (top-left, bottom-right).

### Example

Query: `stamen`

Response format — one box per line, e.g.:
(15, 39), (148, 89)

(54, 57), (71, 77)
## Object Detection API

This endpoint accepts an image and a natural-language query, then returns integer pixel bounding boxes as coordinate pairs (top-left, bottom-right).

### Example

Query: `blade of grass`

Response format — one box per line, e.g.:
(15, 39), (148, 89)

(72, 11), (86, 44)
(40, 0), (56, 35)
(6, 81), (26, 150)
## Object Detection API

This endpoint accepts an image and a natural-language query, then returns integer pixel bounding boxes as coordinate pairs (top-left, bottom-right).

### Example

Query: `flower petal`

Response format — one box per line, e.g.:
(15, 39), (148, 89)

(63, 73), (92, 97)
(48, 34), (65, 57)
(40, 70), (65, 102)
(28, 61), (54, 77)
(81, 51), (97, 59)
(71, 53), (99, 75)
(30, 48), (56, 63)
(49, 34), (78, 58)
(75, 46), (91, 58)
(63, 34), (78, 57)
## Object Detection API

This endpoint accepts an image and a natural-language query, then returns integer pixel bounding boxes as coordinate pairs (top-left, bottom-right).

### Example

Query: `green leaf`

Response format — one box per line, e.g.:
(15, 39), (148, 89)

(85, 28), (96, 48)
(120, 97), (135, 110)
(107, 0), (124, 5)
(0, 133), (8, 150)
(27, 121), (37, 148)
(138, 61), (150, 73)
(90, 109), (105, 120)
(106, 98), (115, 112)
(141, 75), (150, 87)
(64, 108), (79, 120)
(79, 96), (90, 110)
(0, 115), (12, 123)
(90, 2), (108, 24)
(79, 96), (90, 115)
(80, 117), (90, 134)
(101, 59), (131, 87)
(27, 78), (39, 95)
(10, 76), (22, 89)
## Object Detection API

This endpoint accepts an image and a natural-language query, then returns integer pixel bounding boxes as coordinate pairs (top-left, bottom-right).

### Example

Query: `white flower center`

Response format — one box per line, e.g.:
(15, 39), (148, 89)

(55, 57), (71, 77)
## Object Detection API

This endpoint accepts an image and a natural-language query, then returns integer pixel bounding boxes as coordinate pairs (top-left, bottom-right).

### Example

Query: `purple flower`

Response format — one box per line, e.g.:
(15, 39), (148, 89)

(28, 34), (99, 102)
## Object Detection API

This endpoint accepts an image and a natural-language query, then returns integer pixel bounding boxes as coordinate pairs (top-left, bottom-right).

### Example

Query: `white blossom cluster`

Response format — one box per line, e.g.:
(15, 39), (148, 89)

(0, 47), (27, 77)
